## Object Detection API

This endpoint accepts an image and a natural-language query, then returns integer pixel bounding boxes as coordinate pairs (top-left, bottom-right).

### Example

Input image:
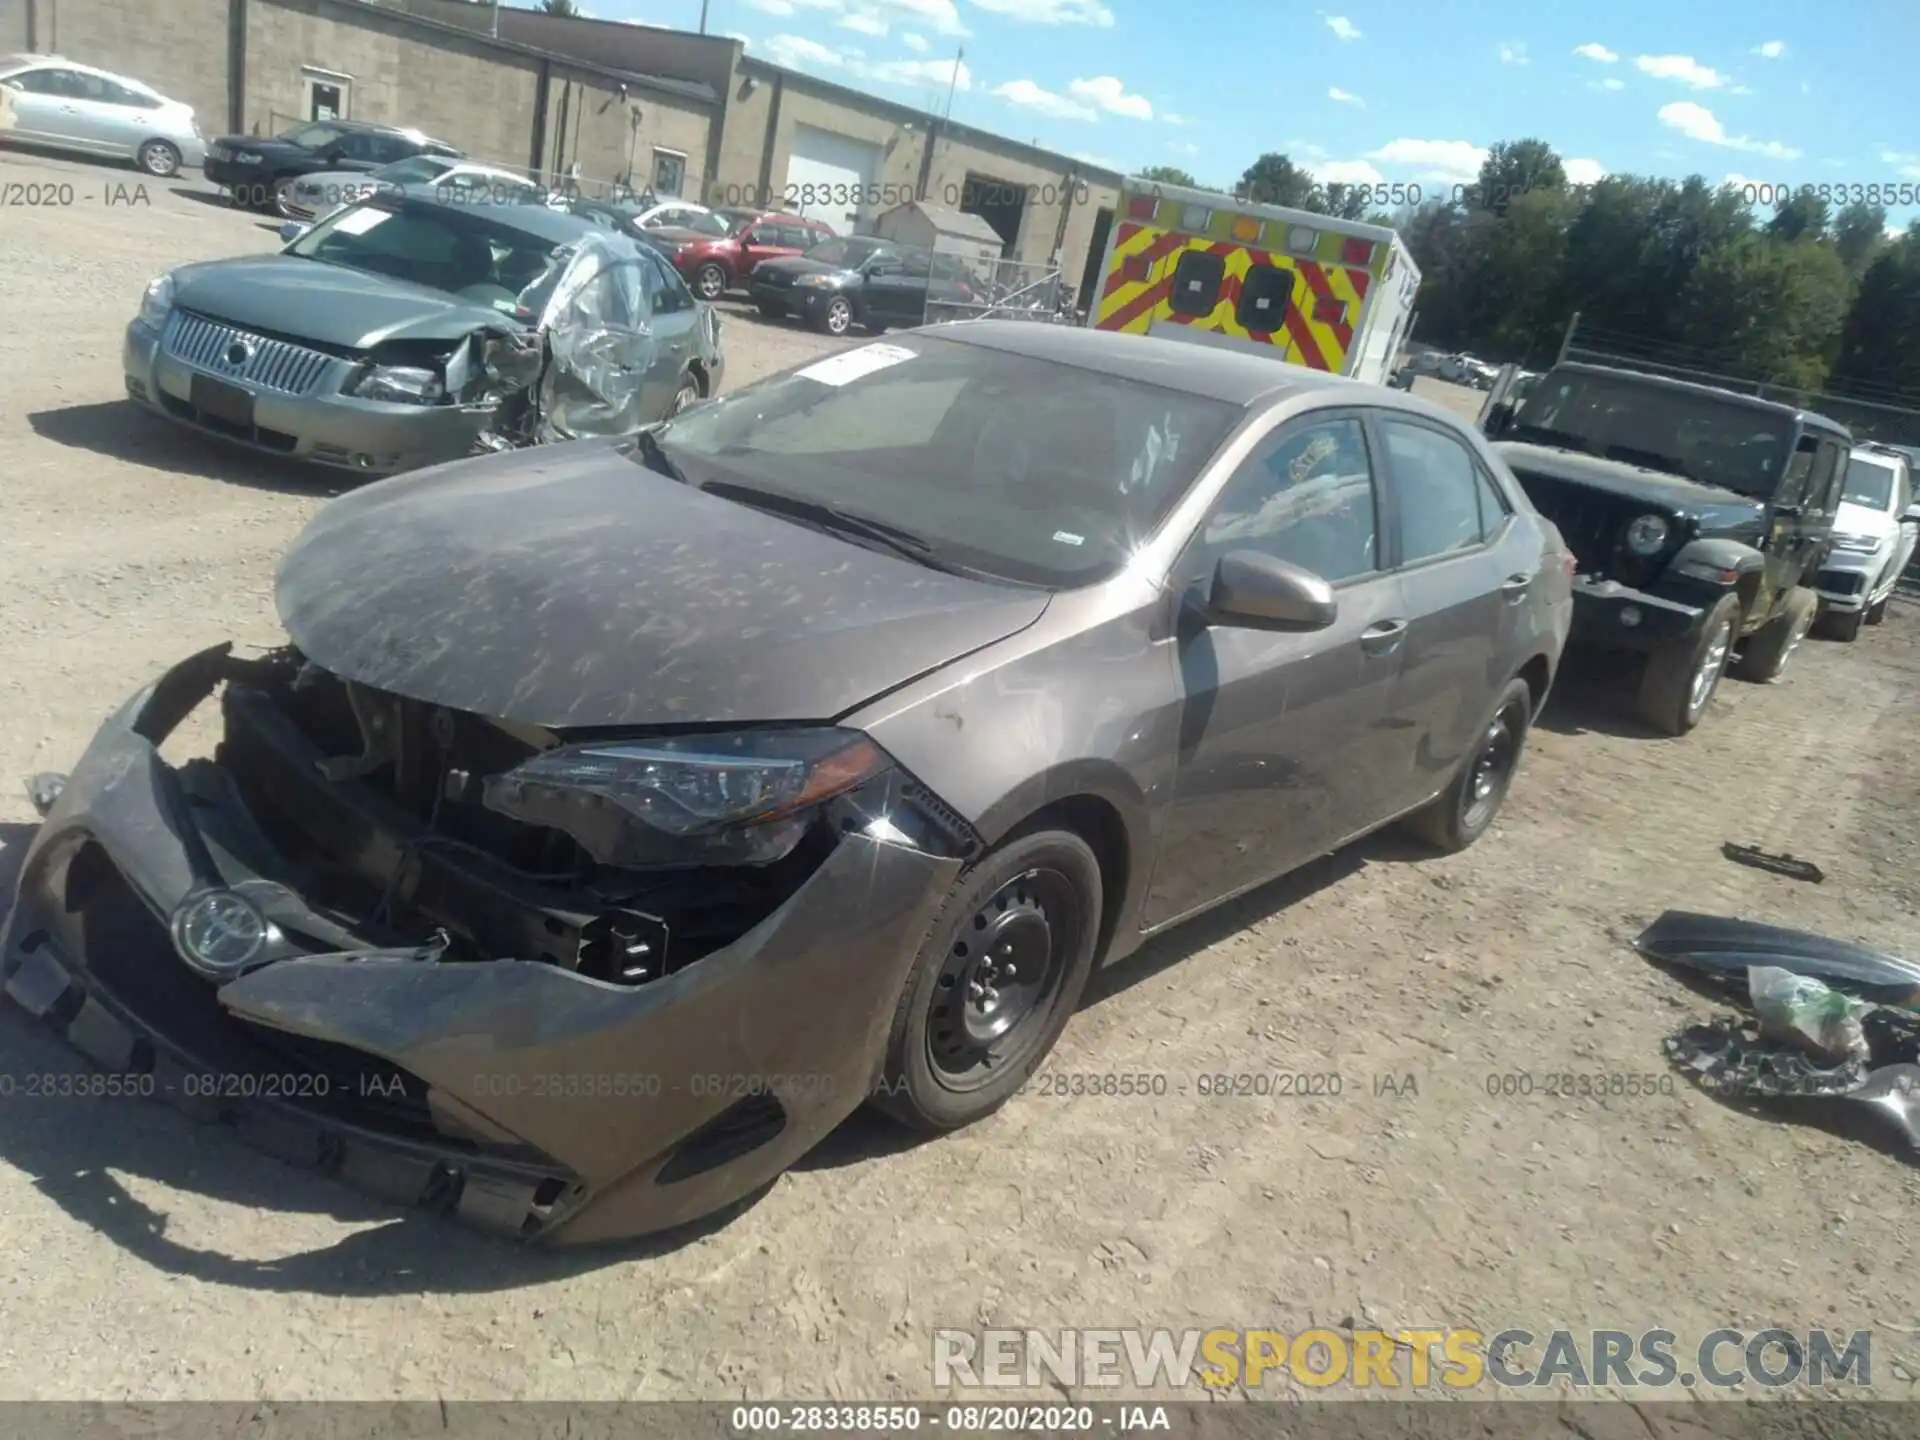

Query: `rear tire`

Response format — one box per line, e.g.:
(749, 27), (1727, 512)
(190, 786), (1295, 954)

(1402, 679), (1534, 853)
(667, 374), (700, 418)
(1865, 595), (1889, 626)
(694, 263), (727, 301)
(871, 828), (1103, 1132)
(1637, 593), (1740, 735)
(1732, 586), (1819, 682)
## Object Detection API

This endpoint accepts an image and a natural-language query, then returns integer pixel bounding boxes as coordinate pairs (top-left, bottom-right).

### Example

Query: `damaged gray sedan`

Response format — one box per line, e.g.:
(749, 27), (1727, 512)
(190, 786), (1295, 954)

(122, 185), (723, 475)
(7, 323), (1569, 1243)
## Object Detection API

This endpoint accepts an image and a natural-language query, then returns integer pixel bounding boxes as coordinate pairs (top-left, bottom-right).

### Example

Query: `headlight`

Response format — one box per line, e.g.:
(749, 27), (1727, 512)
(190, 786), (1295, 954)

(138, 271), (175, 329)
(796, 274), (835, 288)
(348, 364), (445, 404)
(482, 727), (890, 868)
(1623, 513), (1671, 556)
(1833, 532), (1884, 554)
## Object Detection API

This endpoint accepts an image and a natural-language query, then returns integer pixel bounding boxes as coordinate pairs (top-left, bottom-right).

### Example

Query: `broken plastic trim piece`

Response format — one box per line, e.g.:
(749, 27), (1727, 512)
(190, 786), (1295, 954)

(1721, 842), (1824, 884)
(1634, 910), (1920, 1009)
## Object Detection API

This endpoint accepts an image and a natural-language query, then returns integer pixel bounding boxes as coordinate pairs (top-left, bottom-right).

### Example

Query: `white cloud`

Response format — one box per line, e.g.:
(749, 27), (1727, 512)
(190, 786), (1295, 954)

(1366, 137), (1488, 184)
(992, 75), (1151, 121)
(901, 31), (928, 50)
(1591, 77), (1626, 91)
(1070, 150), (1122, 169)
(1328, 86), (1364, 106)
(1564, 156), (1606, 185)
(726, 30), (751, 46)
(1163, 113), (1190, 126)
(1068, 75), (1153, 120)
(969, 0), (1114, 25)
(1753, 41), (1787, 59)
(1722, 172), (1768, 197)
(1635, 54), (1727, 89)
(1498, 42), (1529, 66)
(1324, 15), (1362, 41)
(839, 11), (889, 34)
(1573, 42), (1619, 63)
(761, 34), (971, 92)
(1170, 140), (1200, 156)
(1286, 138), (1329, 158)
(1313, 159), (1386, 186)
(744, 0), (795, 13)
(1657, 101), (1800, 159)
(758, 0), (968, 39)
(1881, 150), (1920, 179)
(992, 78), (1097, 120)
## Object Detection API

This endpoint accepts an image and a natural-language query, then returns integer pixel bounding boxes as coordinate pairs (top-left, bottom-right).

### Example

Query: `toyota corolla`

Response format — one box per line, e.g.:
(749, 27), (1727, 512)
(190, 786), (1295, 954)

(8, 323), (1569, 1243)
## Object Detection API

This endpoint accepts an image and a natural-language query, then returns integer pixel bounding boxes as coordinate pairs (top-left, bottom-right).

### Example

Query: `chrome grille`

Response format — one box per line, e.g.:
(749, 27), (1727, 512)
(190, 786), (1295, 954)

(161, 310), (336, 396)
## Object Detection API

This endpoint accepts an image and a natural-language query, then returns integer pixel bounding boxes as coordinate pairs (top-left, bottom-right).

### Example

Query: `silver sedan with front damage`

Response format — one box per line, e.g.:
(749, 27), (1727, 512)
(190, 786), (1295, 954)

(122, 184), (723, 475)
(8, 324), (1570, 1243)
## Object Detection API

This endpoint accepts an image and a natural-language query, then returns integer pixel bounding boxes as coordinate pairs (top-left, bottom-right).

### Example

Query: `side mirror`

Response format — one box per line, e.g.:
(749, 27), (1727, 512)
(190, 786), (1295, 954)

(1904, 503), (1920, 524)
(1206, 552), (1337, 631)
(278, 220), (309, 244)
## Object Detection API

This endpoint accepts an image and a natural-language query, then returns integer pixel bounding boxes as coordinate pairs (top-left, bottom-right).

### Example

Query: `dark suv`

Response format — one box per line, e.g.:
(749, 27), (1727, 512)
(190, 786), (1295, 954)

(749, 236), (982, 335)
(204, 119), (460, 210)
(1480, 362), (1849, 735)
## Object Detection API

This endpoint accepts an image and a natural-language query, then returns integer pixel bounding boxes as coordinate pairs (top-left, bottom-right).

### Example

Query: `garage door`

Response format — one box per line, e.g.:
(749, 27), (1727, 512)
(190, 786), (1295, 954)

(786, 124), (884, 235)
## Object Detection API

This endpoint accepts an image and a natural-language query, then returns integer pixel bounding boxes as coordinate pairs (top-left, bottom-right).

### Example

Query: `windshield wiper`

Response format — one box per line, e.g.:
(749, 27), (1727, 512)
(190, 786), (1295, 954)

(700, 479), (976, 575)
(631, 427), (689, 484)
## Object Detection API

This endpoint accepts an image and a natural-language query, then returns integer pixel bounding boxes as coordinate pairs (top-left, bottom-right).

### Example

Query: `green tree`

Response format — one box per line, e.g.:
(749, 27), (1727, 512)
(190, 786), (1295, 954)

(1831, 232), (1920, 400)
(1766, 190), (1830, 245)
(1236, 153), (1320, 210)
(1318, 183), (1373, 221)
(1679, 235), (1851, 389)
(541, 0), (581, 14)
(1469, 138), (1567, 215)
(1832, 202), (1889, 274)
(1136, 164), (1198, 188)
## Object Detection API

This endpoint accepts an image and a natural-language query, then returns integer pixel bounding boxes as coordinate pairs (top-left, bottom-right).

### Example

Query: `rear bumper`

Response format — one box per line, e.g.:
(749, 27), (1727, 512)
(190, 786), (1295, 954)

(1568, 575), (1707, 651)
(3, 647), (962, 1244)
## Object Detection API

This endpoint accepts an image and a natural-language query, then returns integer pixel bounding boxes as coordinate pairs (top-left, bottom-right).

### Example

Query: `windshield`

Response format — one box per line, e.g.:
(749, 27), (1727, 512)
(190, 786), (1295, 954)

(678, 210), (732, 236)
(1842, 456), (1898, 511)
(1510, 370), (1794, 497)
(806, 238), (893, 268)
(372, 155), (455, 185)
(278, 122), (351, 150)
(713, 209), (760, 236)
(288, 198), (580, 319)
(644, 335), (1241, 587)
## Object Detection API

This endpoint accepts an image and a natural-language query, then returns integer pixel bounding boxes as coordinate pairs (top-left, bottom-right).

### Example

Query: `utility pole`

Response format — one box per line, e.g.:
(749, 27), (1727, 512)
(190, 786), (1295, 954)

(490, 0), (501, 38)
(942, 46), (962, 121)
(699, 1), (709, 34)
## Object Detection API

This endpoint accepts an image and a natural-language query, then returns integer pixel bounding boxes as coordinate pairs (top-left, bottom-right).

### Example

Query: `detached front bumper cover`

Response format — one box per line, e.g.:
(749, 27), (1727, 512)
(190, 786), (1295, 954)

(2, 645), (965, 1243)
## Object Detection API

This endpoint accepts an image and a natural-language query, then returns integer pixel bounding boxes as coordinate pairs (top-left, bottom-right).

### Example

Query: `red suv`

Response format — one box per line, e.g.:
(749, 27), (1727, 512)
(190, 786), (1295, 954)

(646, 207), (836, 301)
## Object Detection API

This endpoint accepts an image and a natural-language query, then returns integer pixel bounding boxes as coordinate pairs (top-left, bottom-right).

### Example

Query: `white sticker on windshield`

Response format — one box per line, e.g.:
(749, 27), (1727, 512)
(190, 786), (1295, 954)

(1052, 530), (1086, 546)
(331, 206), (391, 236)
(794, 343), (917, 387)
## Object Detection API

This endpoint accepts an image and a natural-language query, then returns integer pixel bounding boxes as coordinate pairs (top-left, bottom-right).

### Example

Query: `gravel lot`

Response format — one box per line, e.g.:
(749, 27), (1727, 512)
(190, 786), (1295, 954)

(3, 148), (1918, 1406)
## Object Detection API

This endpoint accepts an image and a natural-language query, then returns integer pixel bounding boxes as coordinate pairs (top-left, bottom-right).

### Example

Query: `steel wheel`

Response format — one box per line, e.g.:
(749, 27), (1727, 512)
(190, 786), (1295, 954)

(1689, 616), (1734, 717)
(695, 263), (726, 300)
(924, 868), (1081, 1092)
(138, 140), (180, 177)
(1460, 695), (1527, 833)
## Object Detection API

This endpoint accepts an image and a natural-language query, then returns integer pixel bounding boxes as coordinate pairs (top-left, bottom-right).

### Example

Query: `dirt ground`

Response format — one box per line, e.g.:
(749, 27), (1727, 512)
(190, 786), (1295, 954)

(2, 147), (1918, 1406)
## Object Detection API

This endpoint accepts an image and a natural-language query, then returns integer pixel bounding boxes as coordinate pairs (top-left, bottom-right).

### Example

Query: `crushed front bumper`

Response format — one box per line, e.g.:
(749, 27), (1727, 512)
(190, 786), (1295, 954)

(1, 647), (962, 1243)
(1568, 574), (1707, 652)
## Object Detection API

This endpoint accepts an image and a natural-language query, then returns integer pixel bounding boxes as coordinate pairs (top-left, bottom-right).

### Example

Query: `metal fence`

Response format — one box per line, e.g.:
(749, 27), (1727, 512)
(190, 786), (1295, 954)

(923, 240), (1071, 326)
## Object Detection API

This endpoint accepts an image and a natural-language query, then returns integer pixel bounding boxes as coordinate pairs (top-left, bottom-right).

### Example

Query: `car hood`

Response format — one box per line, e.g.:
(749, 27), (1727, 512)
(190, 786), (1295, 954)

(285, 167), (388, 192)
(755, 255), (850, 280)
(1835, 499), (1898, 539)
(212, 136), (320, 159)
(171, 255), (514, 349)
(275, 442), (1052, 729)
(1496, 442), (1765, 525)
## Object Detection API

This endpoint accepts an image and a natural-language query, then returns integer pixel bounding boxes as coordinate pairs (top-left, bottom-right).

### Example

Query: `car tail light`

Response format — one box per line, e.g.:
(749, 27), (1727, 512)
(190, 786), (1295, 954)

(1126, 192), (1157, 220)
(1341, 236), (1375, 266)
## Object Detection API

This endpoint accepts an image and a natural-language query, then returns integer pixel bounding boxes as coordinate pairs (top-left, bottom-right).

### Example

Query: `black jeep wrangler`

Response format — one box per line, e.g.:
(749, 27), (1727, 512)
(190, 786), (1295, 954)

(1479, 362), (1849, 735)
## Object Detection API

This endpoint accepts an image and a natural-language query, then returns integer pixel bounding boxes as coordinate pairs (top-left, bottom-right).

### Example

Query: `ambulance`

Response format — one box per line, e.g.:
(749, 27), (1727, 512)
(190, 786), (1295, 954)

(1086, 177), (1421, 386)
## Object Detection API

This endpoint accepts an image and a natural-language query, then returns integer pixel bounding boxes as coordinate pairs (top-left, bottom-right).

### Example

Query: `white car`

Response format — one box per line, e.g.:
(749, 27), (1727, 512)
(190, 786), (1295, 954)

(1813, 444), (1920, 641)
(0, 53), (204, 176)
(277, 154), (541, 224)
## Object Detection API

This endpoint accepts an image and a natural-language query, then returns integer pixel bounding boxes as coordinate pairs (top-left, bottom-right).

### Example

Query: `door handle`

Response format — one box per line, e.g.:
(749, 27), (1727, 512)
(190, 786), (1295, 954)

(1360, 619), (1408, 654)
(1501, 572), (1534, 602)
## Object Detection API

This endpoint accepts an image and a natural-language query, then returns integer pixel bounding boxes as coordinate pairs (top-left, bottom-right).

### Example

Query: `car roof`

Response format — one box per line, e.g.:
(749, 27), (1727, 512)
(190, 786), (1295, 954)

(1554, 362), (1851, 437)
(925, 320), (1386, 409)
(1, 55), (161, 93)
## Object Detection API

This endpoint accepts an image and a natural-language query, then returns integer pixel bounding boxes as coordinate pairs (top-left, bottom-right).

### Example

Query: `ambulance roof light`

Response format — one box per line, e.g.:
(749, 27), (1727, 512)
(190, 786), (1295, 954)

(1179, 203), (1211, 231)
(1285, 225), (1318, 255)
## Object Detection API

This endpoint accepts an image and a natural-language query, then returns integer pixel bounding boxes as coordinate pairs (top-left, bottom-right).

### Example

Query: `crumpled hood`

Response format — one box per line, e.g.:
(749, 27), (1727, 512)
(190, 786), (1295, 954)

(172, 255), (512, 350)
(1497, 441), (1765, 532)
(275, 442), (1052, 729)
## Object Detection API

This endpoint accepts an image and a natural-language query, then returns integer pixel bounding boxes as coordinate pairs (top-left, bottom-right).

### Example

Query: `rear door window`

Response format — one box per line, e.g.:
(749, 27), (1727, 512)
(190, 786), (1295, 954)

(1235, 264), (1296, 333)
(1379, 417), (1490, 564)
(1168, 248), (1225, 317)
(1198, 415), (1380, 583)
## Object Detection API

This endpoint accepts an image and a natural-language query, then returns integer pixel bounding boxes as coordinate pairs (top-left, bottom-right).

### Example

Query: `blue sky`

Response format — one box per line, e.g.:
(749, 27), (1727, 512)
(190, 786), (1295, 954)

(594, 0), (1920, 229)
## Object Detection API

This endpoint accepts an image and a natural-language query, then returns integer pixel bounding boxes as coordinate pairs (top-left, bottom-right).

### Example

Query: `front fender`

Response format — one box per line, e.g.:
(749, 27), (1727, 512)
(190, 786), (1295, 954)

(1668, 537), (1765, 588)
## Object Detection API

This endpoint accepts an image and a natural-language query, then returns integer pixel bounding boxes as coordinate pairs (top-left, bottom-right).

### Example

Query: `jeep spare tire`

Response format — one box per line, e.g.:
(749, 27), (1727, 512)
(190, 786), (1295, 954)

(1638, 592), (1740, 735)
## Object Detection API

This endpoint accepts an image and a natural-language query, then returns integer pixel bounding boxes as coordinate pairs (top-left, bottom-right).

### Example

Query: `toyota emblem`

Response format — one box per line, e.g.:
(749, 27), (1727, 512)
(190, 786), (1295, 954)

(224, 339), (254, 369)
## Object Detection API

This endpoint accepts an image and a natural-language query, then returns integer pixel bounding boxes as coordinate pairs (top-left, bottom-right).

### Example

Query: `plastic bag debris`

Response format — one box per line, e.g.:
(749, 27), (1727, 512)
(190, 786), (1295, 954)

(1748, 965), (1872, 1065)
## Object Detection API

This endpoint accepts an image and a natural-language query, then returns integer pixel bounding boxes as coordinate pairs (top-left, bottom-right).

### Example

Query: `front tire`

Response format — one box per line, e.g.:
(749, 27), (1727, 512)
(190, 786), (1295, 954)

(1865, 594), (1889, 626)
(694, 263), (727, 301)
(871, 828), (1103, 1132)
(1732, 585), (1818, 682)
(1403, 678), (1535, 853)
(138, 139), (181, 177)
(814, 296), (854, 336)
(1821, 607), (1864, 643)
(1637, 592), (1740, 735)
(667, 374), (700, 418)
